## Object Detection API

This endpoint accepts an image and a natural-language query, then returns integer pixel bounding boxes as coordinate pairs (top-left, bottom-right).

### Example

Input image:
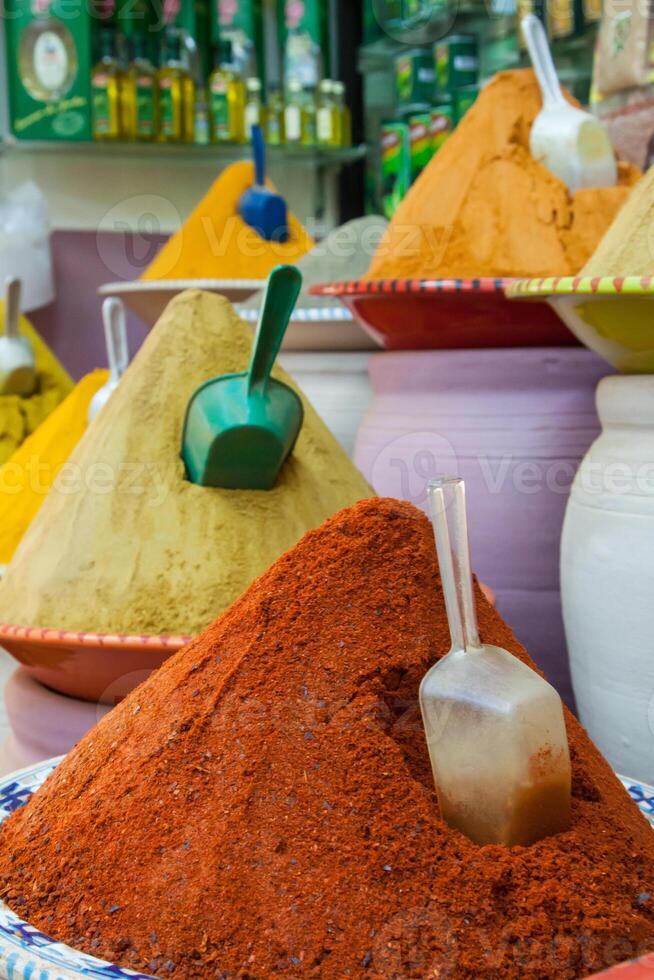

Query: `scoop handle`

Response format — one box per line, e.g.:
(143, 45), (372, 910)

(102, 297), (129, 383)
(428, 477), (481, 654)
(247, 264), (302, 396)
(521, 14), (565, 108)
(4, 278), (21, 339)
(252, 124), (266, 187)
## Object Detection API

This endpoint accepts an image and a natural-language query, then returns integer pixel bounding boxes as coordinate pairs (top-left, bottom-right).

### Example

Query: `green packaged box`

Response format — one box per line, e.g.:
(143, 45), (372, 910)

(278, 0), (328, 88)
(380, 120), (410, 219)
(4, 0), (93, 141)
(395, 50), (435, 109)
(408, 111), (433, 181)
(212, 0), (264, 80)
(435, 34), (479, 94)
(429, 102), (453, 152)
(454, 84), (479, 123)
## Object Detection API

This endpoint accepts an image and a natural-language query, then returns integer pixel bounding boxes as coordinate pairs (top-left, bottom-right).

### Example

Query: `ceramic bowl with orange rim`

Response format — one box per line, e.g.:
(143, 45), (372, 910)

(0, 624), (191, 705)
(310, 278), (574, 350)
(507, 275), (654, 373)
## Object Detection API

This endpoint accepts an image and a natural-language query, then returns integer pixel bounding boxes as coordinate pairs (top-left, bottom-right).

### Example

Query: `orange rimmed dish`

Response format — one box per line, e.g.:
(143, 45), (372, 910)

(0, 624), (192, 705)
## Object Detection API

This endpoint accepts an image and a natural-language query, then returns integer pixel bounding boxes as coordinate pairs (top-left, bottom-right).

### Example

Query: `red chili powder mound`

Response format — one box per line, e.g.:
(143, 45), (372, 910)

(1, 499), (653, 979)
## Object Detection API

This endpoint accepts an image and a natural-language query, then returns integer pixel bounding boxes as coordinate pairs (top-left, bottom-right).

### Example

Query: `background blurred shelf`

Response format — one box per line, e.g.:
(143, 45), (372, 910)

(0, 140), (367, 233)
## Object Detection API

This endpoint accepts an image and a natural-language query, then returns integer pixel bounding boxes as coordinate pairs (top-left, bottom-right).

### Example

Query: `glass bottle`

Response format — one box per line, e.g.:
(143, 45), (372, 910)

(121, 33), (157, 141)
(266, 83), (285, 145)
(284, 78), (304, 146)
(209, 40), (246, 144)
(300, 85), (317, 147)
(91, 29), (123, 141)
(244, 76), (266, 141)
(156, 28), (194, 143)
(332, 80), (352, 147)
(316, 78), (337, 147)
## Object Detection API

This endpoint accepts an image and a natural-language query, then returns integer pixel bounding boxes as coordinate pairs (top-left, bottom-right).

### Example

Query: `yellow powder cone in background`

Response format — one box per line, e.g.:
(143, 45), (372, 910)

(0, 291), (372, 636)
(142, 162), (314, 281)
(368, 69), (640, 281)
(0, 304), (73, 466)
(0, 369), (109, 565)
(581, 166), (654, 277)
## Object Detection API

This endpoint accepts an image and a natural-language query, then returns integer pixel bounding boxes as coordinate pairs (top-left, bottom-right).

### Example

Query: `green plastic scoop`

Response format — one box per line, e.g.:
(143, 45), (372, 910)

(181, 264), (303, 490)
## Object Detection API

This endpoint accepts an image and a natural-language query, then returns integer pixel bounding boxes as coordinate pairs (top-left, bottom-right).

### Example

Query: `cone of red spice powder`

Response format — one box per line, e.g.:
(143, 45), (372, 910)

(1, 498), (653, 979)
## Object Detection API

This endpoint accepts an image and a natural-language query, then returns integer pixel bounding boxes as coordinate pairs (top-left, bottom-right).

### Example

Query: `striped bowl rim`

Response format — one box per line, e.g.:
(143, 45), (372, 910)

(507, 275), (654, 299)
(310, 277), (512, 297)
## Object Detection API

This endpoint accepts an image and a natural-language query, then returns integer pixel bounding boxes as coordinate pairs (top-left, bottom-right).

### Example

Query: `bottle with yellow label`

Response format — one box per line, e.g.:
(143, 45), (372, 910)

(209, 40), (246, 144)
(91, 29), (124, 141)
(157, 28), (195, 143)
(244, 76), (266, 141)
(332, 80), (352, 147)
(121, 34), (157, 141)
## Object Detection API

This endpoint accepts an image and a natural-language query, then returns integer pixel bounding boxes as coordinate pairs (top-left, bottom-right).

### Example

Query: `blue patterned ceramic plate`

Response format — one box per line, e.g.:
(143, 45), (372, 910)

(1, 759), (653, 980)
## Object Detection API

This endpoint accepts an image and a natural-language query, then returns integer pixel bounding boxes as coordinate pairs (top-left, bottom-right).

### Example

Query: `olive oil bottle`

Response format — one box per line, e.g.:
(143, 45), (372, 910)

(333, 80), (351, 147)
(316, 78), (336, 146)
(157, 28), (194, 143)
(244, 76), (265, 140)
(300, 85), (317, 147)
(209, 40), (246, 143)
(265, 83), (285, 145)
(284, 78), (303, 146)
(91, 29), (123, 140)
(121, 33), (157, 141)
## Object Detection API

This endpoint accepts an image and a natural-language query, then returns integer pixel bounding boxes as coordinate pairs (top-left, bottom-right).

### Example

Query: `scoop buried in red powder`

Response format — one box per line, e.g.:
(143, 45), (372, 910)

(0, 498), (653, 979)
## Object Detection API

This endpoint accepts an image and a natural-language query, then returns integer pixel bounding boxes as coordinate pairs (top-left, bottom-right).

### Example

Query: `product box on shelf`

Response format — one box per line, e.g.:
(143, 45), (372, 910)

(381, 119), (410, 218)
(395, 49), (436, 110)
(4, 0), (93, 140)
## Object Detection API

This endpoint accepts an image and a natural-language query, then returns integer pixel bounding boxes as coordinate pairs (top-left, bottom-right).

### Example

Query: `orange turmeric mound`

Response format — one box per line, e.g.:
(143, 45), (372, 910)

(368, 69), (640, 281)
(143, 161), (314, 281)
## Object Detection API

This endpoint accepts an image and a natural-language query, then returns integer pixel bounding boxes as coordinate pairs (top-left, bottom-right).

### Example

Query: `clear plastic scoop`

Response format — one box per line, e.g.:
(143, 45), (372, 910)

(88, 298), (129, 422)
(522, 14), (616, 193)
(419, 476), (572, 846)
(0, 278), (36, 397)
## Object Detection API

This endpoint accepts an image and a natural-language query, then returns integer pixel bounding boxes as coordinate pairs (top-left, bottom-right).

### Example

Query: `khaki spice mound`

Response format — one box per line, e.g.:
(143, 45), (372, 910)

(1, 499), (653, 979)
(0, 289), (371, 636)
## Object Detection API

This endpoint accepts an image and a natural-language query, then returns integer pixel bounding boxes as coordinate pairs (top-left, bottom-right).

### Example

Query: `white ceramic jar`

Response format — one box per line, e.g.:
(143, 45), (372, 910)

(561, 376), (654, 782)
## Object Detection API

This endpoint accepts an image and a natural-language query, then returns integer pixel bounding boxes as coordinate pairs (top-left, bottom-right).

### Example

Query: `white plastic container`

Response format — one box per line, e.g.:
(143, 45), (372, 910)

(561, 376), (654, 782)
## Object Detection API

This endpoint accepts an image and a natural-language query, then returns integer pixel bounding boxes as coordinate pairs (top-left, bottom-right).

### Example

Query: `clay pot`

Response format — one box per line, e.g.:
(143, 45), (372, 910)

(561, 376), (654, 783)
(355, 347), (609, 705)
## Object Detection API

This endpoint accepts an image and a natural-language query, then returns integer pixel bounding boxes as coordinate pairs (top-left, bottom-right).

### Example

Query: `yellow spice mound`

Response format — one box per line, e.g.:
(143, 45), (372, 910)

(142, 162), (314, 281)
(0, 369), (108, 563)
(0, 303), (73, 465)
(0, 291), (372, 636)
(368, 69), (640, 281)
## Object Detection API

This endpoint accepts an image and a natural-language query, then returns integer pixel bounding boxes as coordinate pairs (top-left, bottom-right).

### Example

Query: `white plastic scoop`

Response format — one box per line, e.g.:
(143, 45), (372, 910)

(0, 278), (36, 397)
(419, 476), (572, 847)
(88, 298), (129, 422)
(522, 14), (617, 192)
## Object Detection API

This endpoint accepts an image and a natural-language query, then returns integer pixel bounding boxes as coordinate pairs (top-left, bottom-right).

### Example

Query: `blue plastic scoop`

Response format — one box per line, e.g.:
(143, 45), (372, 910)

(238, 124), (289, 242)
(181, 264), (303, 490)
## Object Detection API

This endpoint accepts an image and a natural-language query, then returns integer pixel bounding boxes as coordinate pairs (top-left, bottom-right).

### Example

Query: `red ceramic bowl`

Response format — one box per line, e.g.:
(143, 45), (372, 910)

(0, 623), (191, 705)
(591, 955), (654, 978)
(310, 278), (576, 351)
